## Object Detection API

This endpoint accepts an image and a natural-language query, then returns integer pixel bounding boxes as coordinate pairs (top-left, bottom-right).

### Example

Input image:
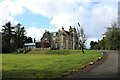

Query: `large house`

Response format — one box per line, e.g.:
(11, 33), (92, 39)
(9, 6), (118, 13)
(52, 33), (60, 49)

(39, 26), (79, 49)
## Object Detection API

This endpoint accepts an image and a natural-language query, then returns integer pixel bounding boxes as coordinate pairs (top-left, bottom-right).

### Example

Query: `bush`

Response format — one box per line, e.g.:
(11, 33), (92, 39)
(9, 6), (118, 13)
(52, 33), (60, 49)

(17, 48), (31, 53)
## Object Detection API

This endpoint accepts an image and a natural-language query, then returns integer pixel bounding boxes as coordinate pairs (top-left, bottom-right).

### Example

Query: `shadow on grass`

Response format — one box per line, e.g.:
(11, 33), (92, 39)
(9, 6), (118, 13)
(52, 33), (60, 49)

(2, 69), (63, 78)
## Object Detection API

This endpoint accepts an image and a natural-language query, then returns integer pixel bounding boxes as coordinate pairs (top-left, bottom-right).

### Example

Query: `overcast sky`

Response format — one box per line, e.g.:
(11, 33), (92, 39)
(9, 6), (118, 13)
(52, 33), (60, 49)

(0, 0), (119, 48)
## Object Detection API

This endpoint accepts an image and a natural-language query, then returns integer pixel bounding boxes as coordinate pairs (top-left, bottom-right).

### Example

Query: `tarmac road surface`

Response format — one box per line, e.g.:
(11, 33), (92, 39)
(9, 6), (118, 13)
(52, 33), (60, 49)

(65, 50), (119, 78)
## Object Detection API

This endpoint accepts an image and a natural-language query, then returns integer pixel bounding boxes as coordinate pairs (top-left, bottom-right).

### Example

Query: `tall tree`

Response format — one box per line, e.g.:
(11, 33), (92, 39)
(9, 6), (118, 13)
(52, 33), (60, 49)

(2, 22), (26, 53)
(90, 41), (100, 50)
(25, 37), (33, 43)
(98, 37), (106, 50)
(104, 22), (120, 50)
(90, 41), (98, 49)
(2, 22), (15, 52)
(14, 23), (26, 48)
(77, 22), (87, 53)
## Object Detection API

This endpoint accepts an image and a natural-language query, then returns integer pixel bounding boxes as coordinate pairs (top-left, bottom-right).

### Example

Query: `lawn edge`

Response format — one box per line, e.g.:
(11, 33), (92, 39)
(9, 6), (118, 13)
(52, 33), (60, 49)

(60, 51), (108, 78)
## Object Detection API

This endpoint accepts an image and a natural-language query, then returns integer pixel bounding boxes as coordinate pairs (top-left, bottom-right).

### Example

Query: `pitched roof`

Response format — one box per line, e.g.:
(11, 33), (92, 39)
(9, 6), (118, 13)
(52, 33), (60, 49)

(65, 31), (70, 35)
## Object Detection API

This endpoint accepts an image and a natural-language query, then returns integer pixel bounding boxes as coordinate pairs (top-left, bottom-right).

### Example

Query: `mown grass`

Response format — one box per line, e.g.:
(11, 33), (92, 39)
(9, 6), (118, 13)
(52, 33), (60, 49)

(2, 50), (103, 78)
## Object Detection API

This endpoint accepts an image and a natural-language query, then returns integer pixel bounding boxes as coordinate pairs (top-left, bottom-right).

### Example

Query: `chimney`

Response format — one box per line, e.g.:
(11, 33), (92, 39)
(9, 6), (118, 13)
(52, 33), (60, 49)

(62, 26), (64, 31)
(69, 26), (72, 32)
(58, 29), (60, 32)
(45, 30), (47, 33)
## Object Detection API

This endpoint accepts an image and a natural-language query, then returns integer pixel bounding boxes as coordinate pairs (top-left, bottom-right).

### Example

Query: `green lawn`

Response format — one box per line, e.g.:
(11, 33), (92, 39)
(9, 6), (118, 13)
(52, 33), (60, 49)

(2, 50), (103, 78)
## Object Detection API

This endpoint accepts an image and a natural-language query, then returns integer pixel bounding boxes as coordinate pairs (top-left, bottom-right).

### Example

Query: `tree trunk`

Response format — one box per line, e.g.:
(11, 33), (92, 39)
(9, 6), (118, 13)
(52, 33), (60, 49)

(80, 43), (85, 53)
(81, 47), (85, 53)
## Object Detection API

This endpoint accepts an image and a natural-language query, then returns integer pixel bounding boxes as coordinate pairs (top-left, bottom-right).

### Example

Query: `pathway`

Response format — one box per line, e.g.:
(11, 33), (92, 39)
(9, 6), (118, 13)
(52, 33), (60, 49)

(65, 50), (119, 78)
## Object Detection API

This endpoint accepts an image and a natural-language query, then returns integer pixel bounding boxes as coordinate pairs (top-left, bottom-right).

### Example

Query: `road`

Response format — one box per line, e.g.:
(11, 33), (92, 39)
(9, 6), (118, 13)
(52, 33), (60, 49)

(65, 50), (119, 78)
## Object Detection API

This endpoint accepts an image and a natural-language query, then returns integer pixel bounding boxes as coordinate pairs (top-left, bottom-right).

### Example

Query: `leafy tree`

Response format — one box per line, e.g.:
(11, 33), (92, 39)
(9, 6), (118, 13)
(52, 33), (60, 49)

(90, 41), (98, 49)
(2, 22), (26, 53)
(90, 22), (120, 50)
(90, 41), (101, 50)
(77, 22), (87, 53)
(104, 22), (120, 50)
(25, 37), (33, 43)
(2, 22), (15, 52)
(98, 37), (106, 50)
(93, 44), (101, 50)
(14, 23), (26, 48)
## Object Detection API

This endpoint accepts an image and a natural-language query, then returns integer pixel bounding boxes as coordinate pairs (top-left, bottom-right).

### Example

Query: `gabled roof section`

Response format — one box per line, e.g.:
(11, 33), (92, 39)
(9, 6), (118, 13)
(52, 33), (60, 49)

(50, 32), (58, 36)
(65, 31), (70, 35)
(41, 31), (50, 40)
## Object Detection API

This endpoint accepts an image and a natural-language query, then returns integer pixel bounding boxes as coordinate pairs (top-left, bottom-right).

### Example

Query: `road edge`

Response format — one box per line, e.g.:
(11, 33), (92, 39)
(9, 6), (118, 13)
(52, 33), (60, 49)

(61, 51), (108, 78)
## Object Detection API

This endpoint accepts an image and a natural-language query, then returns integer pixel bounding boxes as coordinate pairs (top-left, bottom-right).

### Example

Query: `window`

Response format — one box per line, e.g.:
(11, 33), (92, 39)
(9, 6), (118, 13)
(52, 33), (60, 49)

(45, 38), (47, 40)
(53, 33), (56, 36)
(53, 37), (55, 41)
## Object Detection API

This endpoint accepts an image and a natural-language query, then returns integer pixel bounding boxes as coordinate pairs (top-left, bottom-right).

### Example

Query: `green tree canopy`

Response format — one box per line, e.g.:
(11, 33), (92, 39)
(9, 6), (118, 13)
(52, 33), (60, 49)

(90, 41), (98, 50)
(104, 22), (120, 50)
(2, 22), (27, 53)
(98, 37), (106, 50)
(2, 22), (15, 52)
